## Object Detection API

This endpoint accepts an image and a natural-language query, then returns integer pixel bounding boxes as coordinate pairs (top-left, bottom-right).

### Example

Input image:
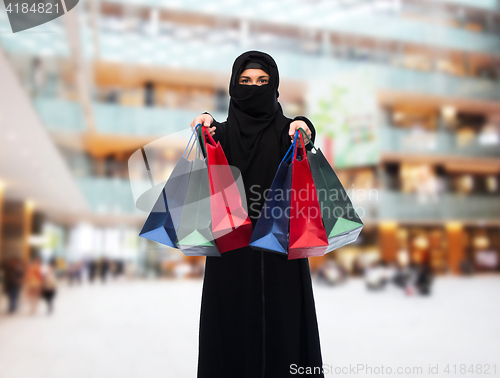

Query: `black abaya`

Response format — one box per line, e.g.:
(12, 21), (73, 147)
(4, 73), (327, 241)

(197, 51), (325, 378)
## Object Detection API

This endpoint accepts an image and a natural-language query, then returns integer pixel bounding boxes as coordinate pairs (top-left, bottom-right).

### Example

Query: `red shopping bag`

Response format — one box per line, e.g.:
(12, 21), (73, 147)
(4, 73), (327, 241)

(288, 130), (328, 259)
(201, 127), (253, 253)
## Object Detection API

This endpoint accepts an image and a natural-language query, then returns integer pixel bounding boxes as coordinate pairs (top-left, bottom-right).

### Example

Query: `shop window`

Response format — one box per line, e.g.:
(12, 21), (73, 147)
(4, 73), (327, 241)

(465, 227), (500, 272)
(399, 226), (447, 273)
(400, 163), (442, 202)
(452, 174), (474, 194)
(485, 175), (499, 193)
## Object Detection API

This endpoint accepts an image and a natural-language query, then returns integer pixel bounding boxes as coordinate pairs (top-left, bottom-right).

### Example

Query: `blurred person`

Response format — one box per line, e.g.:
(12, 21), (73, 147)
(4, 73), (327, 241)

(403, 262), (419, 296)
(116, 259), (125, 277)
(24, 256), (43, 315)
(392, 261), (412, 290)
(316, 259), (346, 286)
(99, 257), (109, 283)
(41, 259), (58, 315)
(87, 259), (98, 283)
(190, 51), (323, 378)
(2, 257), (25, 314)
(68, 261), (83, 285)
(351, 255), (365, 277)
(364, 261), (387, 291)
(415, 263), (433, 296)
(144, 81), (155, 106)
(30, 57), (45, 96)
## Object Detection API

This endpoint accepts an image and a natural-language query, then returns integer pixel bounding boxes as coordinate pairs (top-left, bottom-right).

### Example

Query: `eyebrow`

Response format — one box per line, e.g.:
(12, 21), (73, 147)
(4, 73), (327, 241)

(239, 75), (269, 79)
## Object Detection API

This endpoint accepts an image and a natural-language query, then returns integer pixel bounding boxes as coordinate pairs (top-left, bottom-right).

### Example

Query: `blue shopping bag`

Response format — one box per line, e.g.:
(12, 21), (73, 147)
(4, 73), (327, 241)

(139, 127), (197, 248)
(249, 136), (297, 255)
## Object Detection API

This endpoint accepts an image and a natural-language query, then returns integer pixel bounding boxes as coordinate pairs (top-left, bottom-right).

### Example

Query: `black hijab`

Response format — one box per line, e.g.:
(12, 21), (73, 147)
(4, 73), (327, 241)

(224, 51), (291, 174)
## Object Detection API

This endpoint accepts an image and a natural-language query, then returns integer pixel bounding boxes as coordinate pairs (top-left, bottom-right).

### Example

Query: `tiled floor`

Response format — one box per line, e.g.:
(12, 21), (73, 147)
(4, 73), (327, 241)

(0, 276), (499, 378)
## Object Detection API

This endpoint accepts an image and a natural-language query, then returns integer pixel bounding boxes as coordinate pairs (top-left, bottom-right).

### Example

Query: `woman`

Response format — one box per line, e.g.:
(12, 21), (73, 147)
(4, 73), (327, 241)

(41, 259), (58, 315)
(24, 257), (43, 315)
(2, 257), (25, 314)
(191, 51), (324, 378)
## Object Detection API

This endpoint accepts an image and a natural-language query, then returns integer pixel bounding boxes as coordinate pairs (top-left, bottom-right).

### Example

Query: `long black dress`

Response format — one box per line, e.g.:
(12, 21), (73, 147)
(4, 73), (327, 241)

(197, 51), (325, 378)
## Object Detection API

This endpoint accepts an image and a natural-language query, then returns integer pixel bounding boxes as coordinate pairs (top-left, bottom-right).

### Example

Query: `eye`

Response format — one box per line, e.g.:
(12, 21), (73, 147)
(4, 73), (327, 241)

(259, 79), (268, 84)
(240, 78), (249, 84)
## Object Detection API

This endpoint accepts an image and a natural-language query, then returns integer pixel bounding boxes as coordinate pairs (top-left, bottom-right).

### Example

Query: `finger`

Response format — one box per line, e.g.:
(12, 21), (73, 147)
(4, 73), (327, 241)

(203, 115), (211, 126)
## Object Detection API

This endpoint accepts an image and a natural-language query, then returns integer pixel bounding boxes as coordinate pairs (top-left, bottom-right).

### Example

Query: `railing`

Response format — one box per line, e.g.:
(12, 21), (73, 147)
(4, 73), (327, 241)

(76, 178), (500, 221)
(379, 125), (500, 158)
(77, 177), (141, 214)
(93, 103), (204, 135)
(34, 98), (86, 132)
(33, 97), (227, 135)
(373, 65), (500, 101)
(378, 191), (500, 220)
(98, 36), (500, 101)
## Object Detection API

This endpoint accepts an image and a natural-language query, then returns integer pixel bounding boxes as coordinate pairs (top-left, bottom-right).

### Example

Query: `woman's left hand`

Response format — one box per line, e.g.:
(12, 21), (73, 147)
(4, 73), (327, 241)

(289, 120), (311, 147)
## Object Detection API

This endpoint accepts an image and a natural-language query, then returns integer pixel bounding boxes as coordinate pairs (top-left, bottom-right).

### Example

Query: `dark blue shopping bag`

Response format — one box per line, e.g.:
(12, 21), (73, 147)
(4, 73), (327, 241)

(249, 137), (297, 255)
(139, 127), (197, 248)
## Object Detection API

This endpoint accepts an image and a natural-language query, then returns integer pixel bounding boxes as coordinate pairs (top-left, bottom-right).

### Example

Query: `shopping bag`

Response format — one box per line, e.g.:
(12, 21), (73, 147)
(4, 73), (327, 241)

(138, 188), (178, 248)
(249, 139), (295, 255)
(139, 128), (195, 248)
(298, 128), (363, 253)
(200, 127), (253, 253)
(288, 130), (328, 259)
(176, 128), (221, 257)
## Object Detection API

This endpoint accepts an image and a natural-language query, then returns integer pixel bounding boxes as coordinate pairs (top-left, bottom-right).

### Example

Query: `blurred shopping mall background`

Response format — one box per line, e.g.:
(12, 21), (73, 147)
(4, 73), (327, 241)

(1, 0), (499, 279)
(0, 0), (500, 376)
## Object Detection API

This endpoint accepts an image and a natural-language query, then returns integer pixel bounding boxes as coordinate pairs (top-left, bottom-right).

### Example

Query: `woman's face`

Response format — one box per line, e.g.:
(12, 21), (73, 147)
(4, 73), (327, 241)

(238, 69), (269, 86)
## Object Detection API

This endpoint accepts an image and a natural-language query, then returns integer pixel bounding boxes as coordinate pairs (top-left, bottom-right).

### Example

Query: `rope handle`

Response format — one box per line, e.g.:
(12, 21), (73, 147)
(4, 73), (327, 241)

(198, 123), (217, 158)
(282, 132), (298, 164)
(297, 127), (317, 152)
(201, 124), (216, 146)
(197, 123), (206, 157)
(293, 129), (308, 162)
(183, 124), (200, 158)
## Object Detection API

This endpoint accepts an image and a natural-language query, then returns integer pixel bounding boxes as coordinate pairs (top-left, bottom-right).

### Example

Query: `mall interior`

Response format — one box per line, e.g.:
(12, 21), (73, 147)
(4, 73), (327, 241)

(0, 0), (500, 282)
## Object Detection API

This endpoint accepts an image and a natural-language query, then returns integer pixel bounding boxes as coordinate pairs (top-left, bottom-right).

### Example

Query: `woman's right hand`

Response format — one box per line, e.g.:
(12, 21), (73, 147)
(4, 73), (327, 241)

(191, 113), (215, 136)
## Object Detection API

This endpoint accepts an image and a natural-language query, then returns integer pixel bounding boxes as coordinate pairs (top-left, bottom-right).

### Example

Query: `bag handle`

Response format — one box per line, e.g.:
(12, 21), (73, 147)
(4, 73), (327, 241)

(183, 124), (200, 158)
(201, 124), (216, 146)
(282, 132), (298, 164)
(293, 129), (307, 162)
(199, 124), (217, 157)
(196, 129), (201, 159)
(197, 123), (206, 157)
(297, 127), (317, 152)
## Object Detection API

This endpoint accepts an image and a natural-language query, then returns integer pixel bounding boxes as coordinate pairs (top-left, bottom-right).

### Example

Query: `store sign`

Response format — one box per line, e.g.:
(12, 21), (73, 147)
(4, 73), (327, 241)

(307, 67), (378, 168)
